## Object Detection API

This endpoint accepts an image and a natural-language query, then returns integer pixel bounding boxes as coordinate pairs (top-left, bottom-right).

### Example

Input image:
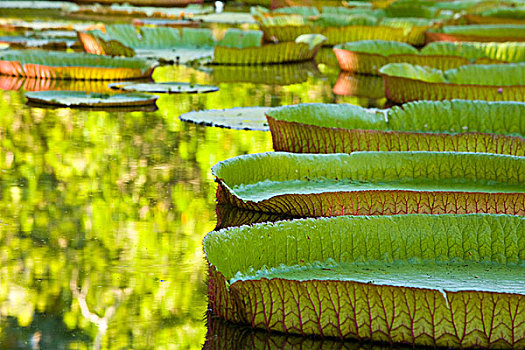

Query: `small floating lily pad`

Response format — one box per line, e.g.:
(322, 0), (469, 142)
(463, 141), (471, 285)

(108, 81), (218, 94)
(179, 107), (272, 131)
(25, 90), (158, 108)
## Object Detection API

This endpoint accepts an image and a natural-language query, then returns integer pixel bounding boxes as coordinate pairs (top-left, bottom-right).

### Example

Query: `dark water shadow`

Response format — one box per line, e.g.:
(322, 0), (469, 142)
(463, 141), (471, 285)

(215, 204), (297, 230)
(204, 314), (421, 350)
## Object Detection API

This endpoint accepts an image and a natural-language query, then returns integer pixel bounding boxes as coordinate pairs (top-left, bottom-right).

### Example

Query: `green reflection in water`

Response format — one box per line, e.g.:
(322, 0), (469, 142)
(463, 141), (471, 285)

(0, 62), (368, 348)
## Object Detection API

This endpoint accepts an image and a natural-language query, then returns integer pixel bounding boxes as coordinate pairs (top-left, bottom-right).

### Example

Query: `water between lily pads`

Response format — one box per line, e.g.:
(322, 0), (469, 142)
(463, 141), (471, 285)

(0, 60), (394, 349)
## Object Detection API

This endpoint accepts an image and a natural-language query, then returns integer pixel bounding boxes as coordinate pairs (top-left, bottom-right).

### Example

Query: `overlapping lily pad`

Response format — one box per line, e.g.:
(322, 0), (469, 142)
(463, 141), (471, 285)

(465, 6), (525, 25)
(213, 32), (326, 65)
(379, 62), (525, 102)
(78, 25), (215, 63)
(205, 214), (525, 348)
(426, 24), (525, 43)
(0, 50), (155, 80)
(179, 107), (271, 131)
(108, 81), (218, 94)
(213, 151), (525, 217)
(25, 90), (158, 108)
(254, 6), (439, 45)
(334, 40), (525, 74)
(79, 25), (326, 65)
(267, 101), (525, 155)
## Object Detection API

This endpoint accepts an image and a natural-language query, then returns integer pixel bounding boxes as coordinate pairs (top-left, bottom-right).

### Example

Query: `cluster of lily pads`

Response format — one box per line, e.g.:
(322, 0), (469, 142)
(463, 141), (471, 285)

(0, 3), (243, 109)
(1, 0), (524, 347)
(198, 1), (525, 349)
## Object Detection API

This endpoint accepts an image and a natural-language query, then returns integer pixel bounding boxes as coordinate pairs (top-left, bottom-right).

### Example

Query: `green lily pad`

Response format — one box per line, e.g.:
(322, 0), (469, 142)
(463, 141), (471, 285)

(205, 214), (525, 348)
(213, 33), (327, 65)
(24, 90), (158, 108)
(0, 50), (155, 80)
(108, 81), (218, 94)
(426, 24), (525, 42)
(379, 62), (525, 102)
(79, 26), (216, 63)
(213, 151), (525, 217)
(267, 101), (525, 155)
(179, 107), (272, 131)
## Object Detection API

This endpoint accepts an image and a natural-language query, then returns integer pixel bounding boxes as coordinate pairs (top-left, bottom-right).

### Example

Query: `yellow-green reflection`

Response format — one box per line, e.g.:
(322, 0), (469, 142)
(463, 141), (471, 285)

(0, 62), (366, 348)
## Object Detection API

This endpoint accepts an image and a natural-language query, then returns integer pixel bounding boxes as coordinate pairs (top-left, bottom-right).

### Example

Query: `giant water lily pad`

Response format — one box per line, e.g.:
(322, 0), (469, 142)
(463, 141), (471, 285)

(465, 6), (525, 25)
(179, 107), (272, 131)
(108, 81), (218, 94)
(25, 90), (158, 108)
(79, 25), (326, 65)
(379, 62), (525, 102)
(256, 9), (437, 46)
(205, 214), (525, 348)
(267, 101), (525, 155)
(213, 151), (525, 217)
(0, 50), (155, 80)
(426, 24), (525, 43)
(213, 33), (326, 65)
(335, 40), (525, 75)
(78, 25), (216, 64)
